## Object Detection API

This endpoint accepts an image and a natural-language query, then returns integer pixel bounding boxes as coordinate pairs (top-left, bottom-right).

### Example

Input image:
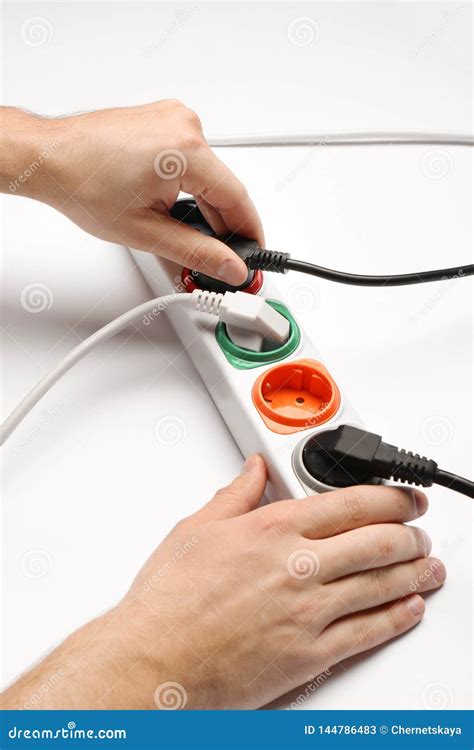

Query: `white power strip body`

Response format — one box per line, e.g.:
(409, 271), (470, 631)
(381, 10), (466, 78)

(131, 248), (367, 502)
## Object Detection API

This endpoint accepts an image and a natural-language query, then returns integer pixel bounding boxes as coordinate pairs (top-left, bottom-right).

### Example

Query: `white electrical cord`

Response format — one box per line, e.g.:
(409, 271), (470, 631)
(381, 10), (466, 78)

(1, 289), (289, 445)
(1, 290), (227, 445)
(208, 131), (473, 147)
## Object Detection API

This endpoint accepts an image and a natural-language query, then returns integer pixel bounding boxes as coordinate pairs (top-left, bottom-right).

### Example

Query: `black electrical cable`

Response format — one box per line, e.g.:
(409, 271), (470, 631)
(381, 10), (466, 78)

(433, 468), (474, 498)
(284, 259), (474, 287)
(218, 236), (474, 287)
(302, 425), (474, 499)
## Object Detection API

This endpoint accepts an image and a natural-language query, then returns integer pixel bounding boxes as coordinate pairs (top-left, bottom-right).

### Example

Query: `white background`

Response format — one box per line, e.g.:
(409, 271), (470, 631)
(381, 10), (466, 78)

(1, 1), (472, 709)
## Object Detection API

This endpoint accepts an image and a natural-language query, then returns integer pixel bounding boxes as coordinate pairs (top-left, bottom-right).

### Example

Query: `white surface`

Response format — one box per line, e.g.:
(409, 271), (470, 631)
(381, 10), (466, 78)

(1, 1), (472, 709)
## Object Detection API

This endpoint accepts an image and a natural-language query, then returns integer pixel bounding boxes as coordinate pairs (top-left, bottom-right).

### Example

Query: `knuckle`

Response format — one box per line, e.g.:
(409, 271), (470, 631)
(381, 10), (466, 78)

(162, 98), (186, 109)
(412, 526), (429, 556)
(340, 488), (366, 524)
(374, 529), (395, 562)
(184, 107), (202, 129)
(178, 130), (205, 152)
(215, 484), (244, 507)
(232, 181), (249, 205)
(384, 603), (405, 634)
(353, 619), (373, 650)
(370, 567), (391, 600)
(181, 237), (211, 270)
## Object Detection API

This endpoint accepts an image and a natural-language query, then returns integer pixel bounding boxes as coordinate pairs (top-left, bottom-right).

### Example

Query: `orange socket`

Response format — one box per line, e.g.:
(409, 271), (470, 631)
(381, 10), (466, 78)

(252, 359), (341, 435)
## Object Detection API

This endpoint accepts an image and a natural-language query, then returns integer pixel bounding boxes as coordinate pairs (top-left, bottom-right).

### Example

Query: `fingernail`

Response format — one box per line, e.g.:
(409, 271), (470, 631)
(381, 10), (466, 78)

(217, 259), (247, 285)
(414, 490), (428, 516)
(406, 595), (425, 617)
(430, 558), (447, 583)
(420, 529), (432, 555)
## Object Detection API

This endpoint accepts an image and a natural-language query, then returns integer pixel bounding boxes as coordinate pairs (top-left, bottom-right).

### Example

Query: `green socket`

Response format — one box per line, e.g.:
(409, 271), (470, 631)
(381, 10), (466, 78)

(215, 299), (301, 370)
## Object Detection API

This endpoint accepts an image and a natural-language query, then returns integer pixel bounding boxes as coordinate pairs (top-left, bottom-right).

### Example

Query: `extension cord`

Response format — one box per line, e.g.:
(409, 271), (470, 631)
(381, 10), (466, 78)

(130, 234), (366, 501)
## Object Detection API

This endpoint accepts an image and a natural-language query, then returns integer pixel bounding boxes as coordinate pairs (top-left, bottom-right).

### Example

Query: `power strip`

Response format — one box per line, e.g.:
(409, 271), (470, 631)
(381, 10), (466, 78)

(130, 200), (368, 502)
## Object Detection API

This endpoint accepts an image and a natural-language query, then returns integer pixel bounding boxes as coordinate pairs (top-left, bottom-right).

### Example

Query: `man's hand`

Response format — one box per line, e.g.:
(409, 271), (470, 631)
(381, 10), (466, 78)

(0, 101), (263, 284)
(1, 456), (446, 710)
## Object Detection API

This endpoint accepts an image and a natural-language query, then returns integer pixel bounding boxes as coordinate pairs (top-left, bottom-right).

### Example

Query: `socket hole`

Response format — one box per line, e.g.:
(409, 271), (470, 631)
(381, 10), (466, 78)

(296, 397), (305, 404)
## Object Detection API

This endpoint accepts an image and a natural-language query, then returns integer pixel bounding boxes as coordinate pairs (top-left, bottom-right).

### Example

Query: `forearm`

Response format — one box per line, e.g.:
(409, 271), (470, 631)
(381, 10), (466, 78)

(0, 600), (161, 710)
(0, 107), (66, 201)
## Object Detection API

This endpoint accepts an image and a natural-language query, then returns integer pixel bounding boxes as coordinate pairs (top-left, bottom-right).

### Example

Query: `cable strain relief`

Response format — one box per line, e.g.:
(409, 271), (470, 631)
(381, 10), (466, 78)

(191, 289), (224, 315)
(389, 449), (438, 487)
(247, 249), (290, 274)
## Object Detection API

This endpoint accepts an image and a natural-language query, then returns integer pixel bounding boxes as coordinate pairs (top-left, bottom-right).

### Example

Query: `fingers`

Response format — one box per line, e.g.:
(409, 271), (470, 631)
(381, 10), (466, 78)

(316, 595), (425, 665)
(130, 211), (248, 285)
(196, 454), (267, 522)
(294, 485), (428, 539)
(195, 196), (228, 236)
(324, 557), (446, 621)
(183, 147), (265, 246)
(318, 523), (431, 581)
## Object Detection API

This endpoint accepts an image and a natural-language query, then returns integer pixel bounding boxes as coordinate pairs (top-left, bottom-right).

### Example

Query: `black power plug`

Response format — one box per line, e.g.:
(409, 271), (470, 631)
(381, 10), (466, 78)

(301, 424), (473, 497)
(170, 198), (258, 293)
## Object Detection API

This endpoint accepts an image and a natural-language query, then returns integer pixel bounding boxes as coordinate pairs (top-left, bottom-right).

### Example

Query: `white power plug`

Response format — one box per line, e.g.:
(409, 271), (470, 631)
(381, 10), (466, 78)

(218, 291), (290, 352)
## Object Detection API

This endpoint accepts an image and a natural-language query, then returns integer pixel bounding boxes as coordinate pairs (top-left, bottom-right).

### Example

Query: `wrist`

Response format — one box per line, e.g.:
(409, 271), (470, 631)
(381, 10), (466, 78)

(0, 107), (67, 202)
(60, 598), (161, 709)
(0, 599), (161, 710)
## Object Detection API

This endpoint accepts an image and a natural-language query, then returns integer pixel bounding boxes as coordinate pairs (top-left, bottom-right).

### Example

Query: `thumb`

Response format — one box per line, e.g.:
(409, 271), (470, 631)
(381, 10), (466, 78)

(131, 212), (248, 285)
(197, 454), (268, 522)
